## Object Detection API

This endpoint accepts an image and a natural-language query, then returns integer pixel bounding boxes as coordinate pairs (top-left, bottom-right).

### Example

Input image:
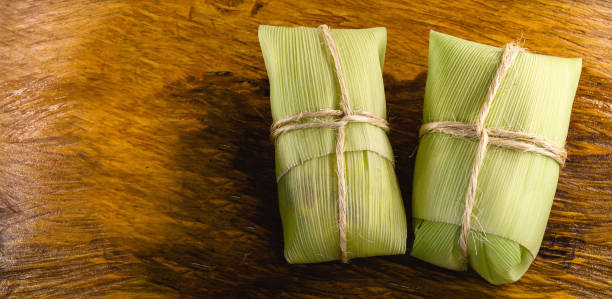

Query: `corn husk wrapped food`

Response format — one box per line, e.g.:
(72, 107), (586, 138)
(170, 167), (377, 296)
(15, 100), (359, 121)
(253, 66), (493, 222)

(259, 25), (407, 263)
(412, 31), (581, 284)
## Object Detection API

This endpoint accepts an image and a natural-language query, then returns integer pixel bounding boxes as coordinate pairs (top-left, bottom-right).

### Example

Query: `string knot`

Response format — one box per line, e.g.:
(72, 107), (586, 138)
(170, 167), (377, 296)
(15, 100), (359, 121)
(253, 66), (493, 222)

(476, 125), (486, 137)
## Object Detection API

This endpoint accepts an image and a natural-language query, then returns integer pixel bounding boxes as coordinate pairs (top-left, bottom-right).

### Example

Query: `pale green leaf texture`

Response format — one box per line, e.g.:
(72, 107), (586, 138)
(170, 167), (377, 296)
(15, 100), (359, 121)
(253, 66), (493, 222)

(259, 25), (407, 263)
(412, 31), (581, 284)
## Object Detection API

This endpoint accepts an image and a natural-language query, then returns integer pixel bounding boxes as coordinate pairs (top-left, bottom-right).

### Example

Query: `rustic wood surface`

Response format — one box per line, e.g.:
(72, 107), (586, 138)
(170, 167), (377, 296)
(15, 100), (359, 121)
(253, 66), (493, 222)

(1, 0), (610, 298)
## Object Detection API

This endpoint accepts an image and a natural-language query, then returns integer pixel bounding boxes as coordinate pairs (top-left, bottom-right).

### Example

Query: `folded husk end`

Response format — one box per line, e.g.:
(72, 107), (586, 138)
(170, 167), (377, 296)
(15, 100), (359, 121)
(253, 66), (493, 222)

(411, 219), (534, 284)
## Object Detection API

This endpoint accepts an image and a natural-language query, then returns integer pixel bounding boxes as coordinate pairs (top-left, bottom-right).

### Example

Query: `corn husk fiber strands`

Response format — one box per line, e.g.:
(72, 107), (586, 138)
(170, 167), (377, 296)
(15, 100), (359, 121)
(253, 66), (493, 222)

(412, 31), (581, 284)
(259, 25), (407, 263)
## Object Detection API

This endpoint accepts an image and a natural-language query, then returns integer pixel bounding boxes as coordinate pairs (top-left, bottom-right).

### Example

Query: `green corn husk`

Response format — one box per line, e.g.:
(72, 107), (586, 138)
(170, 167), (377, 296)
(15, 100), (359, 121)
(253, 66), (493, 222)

(259, 25), (407, 263)
(412, 31), (582, 284)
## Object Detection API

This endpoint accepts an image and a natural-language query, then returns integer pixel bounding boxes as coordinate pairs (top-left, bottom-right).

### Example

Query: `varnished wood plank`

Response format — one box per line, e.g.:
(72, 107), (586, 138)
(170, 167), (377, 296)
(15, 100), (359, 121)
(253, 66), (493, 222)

(0, 0), (610, 297)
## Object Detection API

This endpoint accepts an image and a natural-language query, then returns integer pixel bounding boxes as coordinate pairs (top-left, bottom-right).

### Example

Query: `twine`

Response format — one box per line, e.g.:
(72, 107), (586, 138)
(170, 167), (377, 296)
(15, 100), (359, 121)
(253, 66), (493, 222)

(419, 42), (567, 261)
(270, 25), (390, 263)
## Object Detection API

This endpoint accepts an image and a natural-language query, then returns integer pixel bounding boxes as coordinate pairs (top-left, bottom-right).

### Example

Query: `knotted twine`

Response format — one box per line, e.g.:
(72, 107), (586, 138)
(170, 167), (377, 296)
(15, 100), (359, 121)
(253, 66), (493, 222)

(419, 42), (567, 261)
(270, 25), (390, 263)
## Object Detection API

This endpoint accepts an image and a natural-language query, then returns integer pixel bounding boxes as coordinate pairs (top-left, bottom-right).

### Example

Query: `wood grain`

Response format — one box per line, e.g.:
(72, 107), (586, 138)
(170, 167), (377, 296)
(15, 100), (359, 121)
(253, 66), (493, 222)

(0, 0), (610, 297)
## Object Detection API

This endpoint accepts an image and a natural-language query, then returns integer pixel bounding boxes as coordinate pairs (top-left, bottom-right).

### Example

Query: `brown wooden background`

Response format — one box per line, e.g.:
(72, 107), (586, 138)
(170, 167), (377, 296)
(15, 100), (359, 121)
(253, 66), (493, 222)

(1, 0), (610, 298)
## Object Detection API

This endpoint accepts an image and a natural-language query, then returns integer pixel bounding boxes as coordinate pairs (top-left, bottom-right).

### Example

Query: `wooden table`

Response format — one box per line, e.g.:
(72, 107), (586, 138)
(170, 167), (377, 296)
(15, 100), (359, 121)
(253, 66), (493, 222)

(1, 0), (610, 297)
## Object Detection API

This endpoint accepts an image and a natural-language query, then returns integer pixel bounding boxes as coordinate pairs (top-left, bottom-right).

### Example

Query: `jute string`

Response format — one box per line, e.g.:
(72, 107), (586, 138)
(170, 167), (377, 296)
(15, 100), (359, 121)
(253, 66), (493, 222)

(419, 42), (567, 261)
(270, 25), (390, 263)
